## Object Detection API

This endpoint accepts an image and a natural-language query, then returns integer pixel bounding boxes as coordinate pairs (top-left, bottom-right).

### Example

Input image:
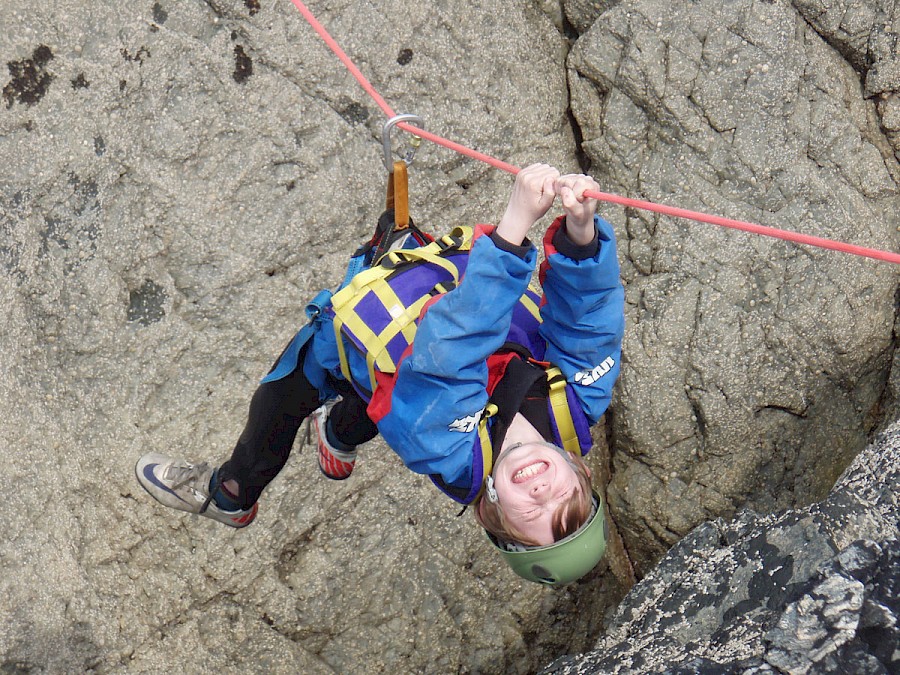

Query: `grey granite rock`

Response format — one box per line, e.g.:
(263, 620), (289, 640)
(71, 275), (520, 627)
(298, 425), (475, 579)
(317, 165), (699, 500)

(1, 0), (897, 672)
(794, 0), (900, 174)
(568, 0), (900, 574)
(542, 420), (900, 674)
(0, 2), (623, 673)
(561, 0), (621, 35)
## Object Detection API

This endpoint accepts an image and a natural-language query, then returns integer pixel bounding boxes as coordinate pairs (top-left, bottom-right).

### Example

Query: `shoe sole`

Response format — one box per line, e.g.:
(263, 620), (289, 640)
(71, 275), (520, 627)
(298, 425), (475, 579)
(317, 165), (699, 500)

(317, 463), (353, 480)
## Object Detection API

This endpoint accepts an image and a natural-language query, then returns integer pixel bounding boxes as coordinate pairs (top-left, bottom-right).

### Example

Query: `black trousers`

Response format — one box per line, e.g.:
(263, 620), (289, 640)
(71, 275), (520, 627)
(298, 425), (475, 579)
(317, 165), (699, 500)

(218, 345), (379, 509)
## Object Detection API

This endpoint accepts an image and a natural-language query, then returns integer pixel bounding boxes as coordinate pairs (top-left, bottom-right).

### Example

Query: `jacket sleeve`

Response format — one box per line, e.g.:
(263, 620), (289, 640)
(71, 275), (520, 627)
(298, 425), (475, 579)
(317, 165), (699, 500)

(539, 214), (624, 424)
(377, 230), (536, 488)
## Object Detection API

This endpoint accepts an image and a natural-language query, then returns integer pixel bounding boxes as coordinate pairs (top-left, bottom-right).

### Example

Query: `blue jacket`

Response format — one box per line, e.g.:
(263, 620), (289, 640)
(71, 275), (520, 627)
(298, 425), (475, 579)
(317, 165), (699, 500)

(373, 215), (624, 498)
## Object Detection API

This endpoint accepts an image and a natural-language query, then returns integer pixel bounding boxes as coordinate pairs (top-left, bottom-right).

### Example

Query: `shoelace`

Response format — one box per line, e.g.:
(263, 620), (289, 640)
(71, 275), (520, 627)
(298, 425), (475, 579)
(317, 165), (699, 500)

(165, 461), (215, 514)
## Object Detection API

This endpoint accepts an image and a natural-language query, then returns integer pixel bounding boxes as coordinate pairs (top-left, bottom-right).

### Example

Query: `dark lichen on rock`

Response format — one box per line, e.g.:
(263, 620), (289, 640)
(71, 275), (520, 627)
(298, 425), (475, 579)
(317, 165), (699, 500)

(233, 45), (253, 84)
(3, 45), (54, 108)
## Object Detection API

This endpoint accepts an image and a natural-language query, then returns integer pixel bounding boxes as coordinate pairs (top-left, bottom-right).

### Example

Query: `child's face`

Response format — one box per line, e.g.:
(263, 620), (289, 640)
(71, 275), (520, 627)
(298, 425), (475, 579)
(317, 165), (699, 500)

(491, 442), (581, 546)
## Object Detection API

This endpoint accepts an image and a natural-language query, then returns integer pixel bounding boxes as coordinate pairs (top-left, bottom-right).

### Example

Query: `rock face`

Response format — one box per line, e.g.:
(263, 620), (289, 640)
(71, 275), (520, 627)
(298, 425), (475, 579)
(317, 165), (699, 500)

(0, 2), (623, 673)
(568, 0), (900, 574)
(0, 0), (896, 673)
(543, 420), (900, 674)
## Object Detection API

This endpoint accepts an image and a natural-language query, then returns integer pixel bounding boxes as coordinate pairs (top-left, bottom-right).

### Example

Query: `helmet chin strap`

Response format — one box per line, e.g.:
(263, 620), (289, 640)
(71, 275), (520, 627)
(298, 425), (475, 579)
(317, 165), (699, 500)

(485, 475), (500, 503)
(485, 441), (578, 504)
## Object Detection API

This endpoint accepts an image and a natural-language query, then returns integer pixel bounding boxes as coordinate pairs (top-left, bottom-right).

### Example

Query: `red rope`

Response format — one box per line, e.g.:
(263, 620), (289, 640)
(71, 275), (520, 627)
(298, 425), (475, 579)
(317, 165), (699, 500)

(584, 191), (900, 264)
(288, 0), (900, 266)
(287, 0), (397, 118)
(396, 123), (521, 175)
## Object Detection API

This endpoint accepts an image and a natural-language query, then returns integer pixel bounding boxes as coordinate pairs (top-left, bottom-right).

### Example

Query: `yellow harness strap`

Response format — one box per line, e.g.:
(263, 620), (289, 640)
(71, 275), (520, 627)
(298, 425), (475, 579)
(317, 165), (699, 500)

(520, 281), (542, 323)
(378, 247), (462, 278)
(477, 403), (499, 482)
(330, 227), (474, 390)
(546, 366), (581, 455)
(345, 275), (427, 391)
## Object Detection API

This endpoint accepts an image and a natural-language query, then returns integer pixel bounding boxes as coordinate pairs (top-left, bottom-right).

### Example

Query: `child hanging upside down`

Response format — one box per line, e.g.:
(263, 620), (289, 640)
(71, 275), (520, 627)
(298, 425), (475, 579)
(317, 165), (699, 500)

(136, 164), (625, 585)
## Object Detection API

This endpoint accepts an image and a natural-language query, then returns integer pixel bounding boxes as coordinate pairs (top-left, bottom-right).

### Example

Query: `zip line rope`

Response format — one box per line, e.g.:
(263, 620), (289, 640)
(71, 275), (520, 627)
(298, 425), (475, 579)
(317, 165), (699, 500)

(288, 0), (900, 265)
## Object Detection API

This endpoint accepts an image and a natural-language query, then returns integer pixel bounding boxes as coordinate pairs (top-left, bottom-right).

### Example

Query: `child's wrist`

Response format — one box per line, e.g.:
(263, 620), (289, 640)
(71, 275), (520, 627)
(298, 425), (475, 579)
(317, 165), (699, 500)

(555, 220), (599, 259)
(497, 209), (531, 245)
(564, 217), (596, 246)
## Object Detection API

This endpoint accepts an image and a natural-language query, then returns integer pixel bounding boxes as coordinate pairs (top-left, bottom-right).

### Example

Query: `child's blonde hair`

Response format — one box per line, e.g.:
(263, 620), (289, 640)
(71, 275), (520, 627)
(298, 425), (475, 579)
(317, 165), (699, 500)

(473, 451), (593, 548)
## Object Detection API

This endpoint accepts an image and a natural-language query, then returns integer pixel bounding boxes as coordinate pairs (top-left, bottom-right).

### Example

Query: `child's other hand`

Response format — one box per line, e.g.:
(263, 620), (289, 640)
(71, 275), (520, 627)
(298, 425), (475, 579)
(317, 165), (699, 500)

(496, 164), (560, 245)
(556, 173), (599, 245)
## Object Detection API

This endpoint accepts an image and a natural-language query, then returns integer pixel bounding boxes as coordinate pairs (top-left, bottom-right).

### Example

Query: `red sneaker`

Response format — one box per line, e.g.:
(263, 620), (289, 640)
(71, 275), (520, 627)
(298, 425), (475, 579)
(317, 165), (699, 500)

(311, 403), (357, 480)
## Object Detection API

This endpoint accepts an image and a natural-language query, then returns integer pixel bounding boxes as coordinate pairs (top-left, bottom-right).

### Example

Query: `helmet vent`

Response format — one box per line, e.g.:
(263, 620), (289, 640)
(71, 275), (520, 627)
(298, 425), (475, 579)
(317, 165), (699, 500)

(531, 565), (556, 584)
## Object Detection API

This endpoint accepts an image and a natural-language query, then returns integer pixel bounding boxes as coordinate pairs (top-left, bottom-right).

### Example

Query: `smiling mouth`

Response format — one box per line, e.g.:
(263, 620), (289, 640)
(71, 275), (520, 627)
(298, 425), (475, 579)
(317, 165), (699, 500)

(512, 461), (549, 483)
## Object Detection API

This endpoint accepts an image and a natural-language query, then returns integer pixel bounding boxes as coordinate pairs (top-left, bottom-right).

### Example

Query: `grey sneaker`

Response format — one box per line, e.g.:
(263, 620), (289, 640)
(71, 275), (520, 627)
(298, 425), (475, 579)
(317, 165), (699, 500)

(135, 452), (257, 528)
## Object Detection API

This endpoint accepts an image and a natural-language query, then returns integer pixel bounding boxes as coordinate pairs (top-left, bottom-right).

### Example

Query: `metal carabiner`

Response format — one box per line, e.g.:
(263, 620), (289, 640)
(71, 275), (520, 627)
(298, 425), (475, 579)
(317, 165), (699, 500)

(382, 113), (424, 173)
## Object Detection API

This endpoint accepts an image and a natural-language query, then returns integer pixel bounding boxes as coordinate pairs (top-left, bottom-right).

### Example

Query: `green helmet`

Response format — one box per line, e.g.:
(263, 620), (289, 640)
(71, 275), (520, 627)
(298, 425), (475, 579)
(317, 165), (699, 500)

(487, 492), (608, 585)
